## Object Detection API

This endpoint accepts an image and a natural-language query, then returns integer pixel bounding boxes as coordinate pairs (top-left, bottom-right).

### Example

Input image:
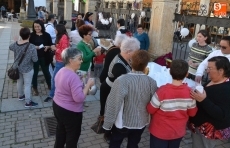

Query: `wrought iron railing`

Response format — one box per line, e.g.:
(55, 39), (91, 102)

(95, 2), (151, 39)
(172, 1), (230, 61)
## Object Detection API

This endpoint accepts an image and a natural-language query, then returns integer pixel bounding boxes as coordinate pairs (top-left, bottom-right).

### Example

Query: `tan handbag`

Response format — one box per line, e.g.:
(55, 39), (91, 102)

(91, 115), (105, 134)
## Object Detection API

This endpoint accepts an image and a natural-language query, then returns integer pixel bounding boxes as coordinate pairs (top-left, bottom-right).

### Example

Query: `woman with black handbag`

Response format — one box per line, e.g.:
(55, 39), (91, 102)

(9, 27), (38, 107)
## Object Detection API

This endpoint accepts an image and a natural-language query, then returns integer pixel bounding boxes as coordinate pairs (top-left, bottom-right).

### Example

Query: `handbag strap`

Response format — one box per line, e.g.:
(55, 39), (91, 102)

(18, 43), (30, 66)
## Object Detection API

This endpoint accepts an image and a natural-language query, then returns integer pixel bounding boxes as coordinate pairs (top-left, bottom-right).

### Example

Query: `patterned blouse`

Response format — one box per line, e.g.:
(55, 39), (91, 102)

(9, 42), (38, 73)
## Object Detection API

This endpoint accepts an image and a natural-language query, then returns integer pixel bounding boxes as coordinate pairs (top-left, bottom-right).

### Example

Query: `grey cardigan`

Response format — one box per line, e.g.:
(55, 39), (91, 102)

(103, 71), (158, 130)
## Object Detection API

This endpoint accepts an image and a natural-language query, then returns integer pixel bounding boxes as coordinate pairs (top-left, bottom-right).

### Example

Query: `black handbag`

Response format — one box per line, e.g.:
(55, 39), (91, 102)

(8, 43), (30, 80)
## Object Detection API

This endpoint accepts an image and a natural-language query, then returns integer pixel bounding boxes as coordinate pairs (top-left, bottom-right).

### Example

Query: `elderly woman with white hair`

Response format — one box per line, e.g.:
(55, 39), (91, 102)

(92, 37), (140, 141)
(99, 34), (128, 83)
(53, 47), (94, 148)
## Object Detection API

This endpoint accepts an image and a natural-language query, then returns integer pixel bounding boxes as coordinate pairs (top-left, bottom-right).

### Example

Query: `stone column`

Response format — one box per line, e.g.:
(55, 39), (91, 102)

(148, 0), (178, 57)
(27, 0), (36, 20)
(84, 0), (89, 13)
(8, 0), (11, 10)
(26, 0), (28, 12)
(53, 0), (58, 15)
(46, 0), (51, 12)
(21, 0), (36, 28)
(64, 0), (73, 28)
(19, 0), (26, 23)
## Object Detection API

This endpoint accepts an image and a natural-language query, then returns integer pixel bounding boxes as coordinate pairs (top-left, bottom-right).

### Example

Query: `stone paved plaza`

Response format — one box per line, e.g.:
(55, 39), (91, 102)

(0, 22), (230, 148)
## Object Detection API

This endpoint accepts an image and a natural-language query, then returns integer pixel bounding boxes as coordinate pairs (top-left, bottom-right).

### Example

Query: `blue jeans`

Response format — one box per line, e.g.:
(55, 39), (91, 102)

(150, 134), (182, 148)
(49, 62), (65, 98)
(17, 69), (34, 104)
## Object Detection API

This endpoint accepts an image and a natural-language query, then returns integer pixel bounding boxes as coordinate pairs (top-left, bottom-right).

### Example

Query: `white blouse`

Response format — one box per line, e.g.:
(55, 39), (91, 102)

(69, 30), (82, 47)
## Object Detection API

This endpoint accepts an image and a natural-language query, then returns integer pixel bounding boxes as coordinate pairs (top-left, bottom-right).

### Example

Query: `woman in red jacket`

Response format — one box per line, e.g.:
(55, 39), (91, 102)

(44, 24), (70, 102)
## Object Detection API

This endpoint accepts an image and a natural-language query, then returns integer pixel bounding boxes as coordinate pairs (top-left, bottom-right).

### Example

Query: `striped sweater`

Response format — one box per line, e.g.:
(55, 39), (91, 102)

(103, 71), (158, 130)
(188, 43), (212, 75)
(147, 83), (197, 140)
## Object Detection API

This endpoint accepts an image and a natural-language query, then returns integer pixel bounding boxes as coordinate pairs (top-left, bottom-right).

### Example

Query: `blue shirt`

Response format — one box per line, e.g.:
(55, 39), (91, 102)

(134, 32), (150, 50)
(1, 6), (6, 11)
(38, 11), (44, 19)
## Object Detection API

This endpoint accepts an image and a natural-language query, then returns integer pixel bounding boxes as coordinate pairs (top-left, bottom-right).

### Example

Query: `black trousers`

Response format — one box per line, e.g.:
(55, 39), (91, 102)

(53, 101), (83, 148)
(109, 126), (145, 148)
(150, 134), (182, 148)
(100, 82), (111, 116)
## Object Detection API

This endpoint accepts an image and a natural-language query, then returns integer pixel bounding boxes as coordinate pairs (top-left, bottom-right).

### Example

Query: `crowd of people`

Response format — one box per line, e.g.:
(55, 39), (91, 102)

(8, 11), (230, 148)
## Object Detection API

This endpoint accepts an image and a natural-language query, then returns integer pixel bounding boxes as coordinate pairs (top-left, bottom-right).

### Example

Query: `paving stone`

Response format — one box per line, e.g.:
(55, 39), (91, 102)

(16, 119), (43, 143)
(94, 90), (100, 100)
(0, 145), (11, 148)
(1, 96), (44, 112)
(85, 95), (97, 102)
(0, 54), (8, 60)
(223, 143), (230, 148)
(2, 139), (14, 145)
(11, 143), (26, 148)
(34, 142), (49, 148)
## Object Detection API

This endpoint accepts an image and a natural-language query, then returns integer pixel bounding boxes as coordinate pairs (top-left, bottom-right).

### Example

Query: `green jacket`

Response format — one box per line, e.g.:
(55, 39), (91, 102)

(77, 40), (95, 71)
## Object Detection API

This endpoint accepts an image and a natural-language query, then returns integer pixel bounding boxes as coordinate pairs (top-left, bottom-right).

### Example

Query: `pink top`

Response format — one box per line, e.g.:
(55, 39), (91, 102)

(53, 67), (85, 112)
(55, 34), (69, 62)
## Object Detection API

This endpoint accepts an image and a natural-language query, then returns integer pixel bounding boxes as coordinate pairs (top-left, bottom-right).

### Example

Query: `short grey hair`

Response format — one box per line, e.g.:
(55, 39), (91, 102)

(120, 37), (140, 52)
(61, 47), (83, 64)
(114, 34), (127, 47)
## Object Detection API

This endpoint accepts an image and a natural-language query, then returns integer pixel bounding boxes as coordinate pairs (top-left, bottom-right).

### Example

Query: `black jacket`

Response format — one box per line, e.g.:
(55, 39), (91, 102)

(190, 81), (230, 130)
(29, 32), (52, 64)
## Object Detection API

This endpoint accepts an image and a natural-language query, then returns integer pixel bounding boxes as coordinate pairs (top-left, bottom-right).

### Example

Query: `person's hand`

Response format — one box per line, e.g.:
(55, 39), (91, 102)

(86, 78), (94, 87)
(35, 46), (39, 50)
(44, 46), (49, 52)
(51, 45), (56, 51)
(190, 89), (206, 102)
(93, 47), (101, 55)
(195, 76), (202, 83)
(188, 60), (194, 66)
(193, 63), (199, 67)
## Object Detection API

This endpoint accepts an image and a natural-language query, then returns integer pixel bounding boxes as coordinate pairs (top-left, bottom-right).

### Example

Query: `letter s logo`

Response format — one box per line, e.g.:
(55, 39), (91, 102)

(214, 3), (221, 11)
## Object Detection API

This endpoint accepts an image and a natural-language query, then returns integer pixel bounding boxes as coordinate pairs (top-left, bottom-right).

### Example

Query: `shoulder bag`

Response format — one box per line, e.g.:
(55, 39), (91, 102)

(8, 43), (30, 80)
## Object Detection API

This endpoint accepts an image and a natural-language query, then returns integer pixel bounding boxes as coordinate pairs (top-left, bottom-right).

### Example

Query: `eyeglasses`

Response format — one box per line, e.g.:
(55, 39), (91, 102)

(206, 67), (216, 71)
(87, 33), (92, 36)
(220, 46), (227, 49)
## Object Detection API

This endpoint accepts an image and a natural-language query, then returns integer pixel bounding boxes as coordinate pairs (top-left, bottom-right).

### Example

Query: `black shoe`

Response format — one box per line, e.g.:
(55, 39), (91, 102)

(44, 96), (52, 103)
(25, 101), (38, 108)
(18, 95), (25, 101)
(104, 131), (111, 144)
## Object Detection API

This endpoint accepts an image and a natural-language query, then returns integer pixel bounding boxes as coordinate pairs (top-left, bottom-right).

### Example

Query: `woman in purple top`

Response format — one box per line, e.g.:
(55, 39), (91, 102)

(52, 47), (94, 148)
